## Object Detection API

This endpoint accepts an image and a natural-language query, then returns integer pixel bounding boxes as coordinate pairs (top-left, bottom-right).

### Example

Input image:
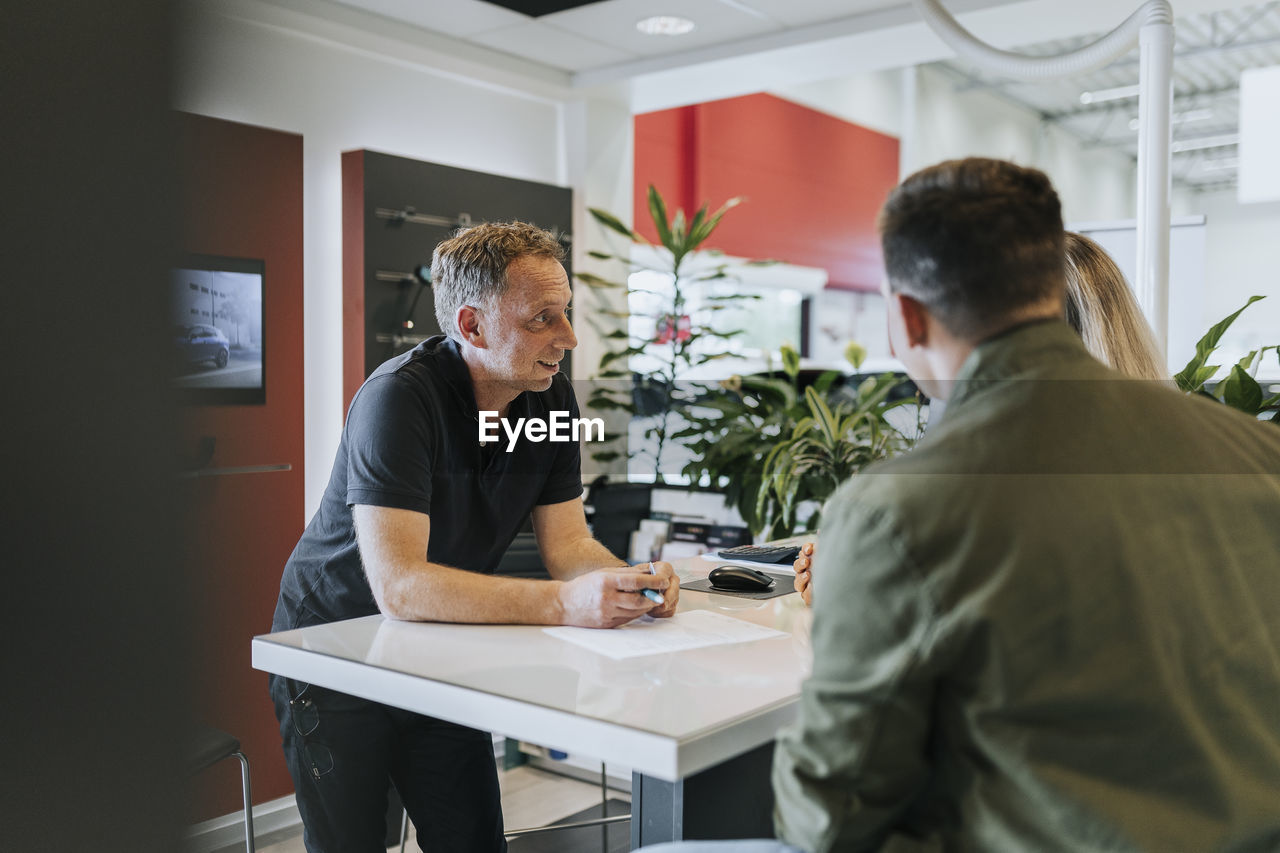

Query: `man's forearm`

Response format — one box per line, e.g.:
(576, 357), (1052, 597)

(377, 559), (565, 624)
(544, 535), (627, 580)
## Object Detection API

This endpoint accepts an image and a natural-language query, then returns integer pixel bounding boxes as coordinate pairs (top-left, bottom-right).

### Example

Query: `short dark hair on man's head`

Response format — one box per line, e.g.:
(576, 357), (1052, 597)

(431, 221), (566, 339)
(878, 158), (1066, 340)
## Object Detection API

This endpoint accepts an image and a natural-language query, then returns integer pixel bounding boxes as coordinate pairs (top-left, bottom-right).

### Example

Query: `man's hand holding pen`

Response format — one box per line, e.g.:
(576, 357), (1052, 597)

(555, 560), (680, 627)
(642, 560), (679, 618)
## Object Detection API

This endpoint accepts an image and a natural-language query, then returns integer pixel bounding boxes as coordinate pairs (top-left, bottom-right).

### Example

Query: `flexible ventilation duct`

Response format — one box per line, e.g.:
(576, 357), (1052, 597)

(912, 0), (1175, 354)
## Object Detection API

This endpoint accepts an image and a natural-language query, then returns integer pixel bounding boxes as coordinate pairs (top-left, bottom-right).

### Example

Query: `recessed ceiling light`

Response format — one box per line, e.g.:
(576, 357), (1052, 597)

(636, 15), (695, 36)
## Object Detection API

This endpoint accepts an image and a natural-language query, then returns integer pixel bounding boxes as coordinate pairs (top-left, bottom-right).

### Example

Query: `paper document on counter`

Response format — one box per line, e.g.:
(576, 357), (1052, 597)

(544, 610), (786, 660)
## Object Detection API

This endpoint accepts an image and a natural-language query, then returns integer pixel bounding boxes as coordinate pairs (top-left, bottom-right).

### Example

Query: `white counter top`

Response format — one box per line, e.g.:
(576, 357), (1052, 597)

(252, 561), (813, 781)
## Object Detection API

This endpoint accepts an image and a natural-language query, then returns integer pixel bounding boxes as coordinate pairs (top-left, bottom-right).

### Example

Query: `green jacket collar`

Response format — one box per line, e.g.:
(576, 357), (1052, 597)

(946, 319), (1091, 411)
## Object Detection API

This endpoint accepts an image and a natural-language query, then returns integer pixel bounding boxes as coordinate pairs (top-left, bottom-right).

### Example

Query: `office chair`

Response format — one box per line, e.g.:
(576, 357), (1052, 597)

(187, 726), (256, 853)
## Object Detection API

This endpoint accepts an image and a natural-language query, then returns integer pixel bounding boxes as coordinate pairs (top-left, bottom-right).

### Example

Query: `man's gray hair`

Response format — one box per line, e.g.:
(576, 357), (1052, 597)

(431, 221), (566, 340)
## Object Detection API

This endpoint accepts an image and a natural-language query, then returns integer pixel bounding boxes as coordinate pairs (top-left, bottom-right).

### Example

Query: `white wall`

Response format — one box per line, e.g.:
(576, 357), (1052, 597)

(1173, 189), (1280, 378)
(777, 65), (1136, 224)
(780, 64), (1280, 382)
(177, 1), (574, 516)
(770, 69), (906, 140)
(773, 63), (1138, 365)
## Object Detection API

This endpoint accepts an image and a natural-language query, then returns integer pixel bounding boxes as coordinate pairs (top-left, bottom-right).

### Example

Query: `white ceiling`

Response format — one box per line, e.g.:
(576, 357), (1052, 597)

(939, 1), (1280, 190)
(329, 0), (914, 72)
(301, 0), (1277, 189)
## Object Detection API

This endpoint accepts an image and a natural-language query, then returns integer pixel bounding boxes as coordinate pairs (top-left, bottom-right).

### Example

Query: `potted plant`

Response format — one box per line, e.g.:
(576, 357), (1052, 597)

(577, 185), (763, 481)
(678, 342), (923, 539)
(1175, 294), (1279, 424)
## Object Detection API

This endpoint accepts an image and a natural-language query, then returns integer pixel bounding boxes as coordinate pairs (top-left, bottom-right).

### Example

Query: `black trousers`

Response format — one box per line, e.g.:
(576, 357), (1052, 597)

(270, 675), (508, 853)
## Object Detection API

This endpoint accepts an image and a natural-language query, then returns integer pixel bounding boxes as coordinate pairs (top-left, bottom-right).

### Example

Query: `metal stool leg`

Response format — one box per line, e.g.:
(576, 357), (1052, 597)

(601, 762), (608, 853)
(234, 751), (256, 853)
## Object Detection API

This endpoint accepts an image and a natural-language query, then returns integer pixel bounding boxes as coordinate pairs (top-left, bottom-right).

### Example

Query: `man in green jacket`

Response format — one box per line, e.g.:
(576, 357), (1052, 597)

(647, 158), (1280, 853)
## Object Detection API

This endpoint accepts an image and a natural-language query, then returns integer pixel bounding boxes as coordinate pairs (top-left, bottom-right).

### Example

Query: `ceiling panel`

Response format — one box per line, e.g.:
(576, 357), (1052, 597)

(734, 0), (901, 28)
(471, 20), (639, 70)
(331, 0), (528, 37)
(540, 0), (778, 57)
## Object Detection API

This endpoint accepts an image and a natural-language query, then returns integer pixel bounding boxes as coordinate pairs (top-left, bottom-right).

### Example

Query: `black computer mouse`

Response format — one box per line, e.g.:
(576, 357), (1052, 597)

(708, 566), (776, 592)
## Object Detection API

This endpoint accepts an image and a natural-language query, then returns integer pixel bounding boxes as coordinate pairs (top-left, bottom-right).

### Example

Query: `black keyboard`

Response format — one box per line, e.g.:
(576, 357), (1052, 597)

(716, 544), (801, 564)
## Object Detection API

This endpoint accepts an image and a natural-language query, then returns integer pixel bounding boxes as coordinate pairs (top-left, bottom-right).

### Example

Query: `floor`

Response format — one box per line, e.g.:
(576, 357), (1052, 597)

(255, 765), (627, 852)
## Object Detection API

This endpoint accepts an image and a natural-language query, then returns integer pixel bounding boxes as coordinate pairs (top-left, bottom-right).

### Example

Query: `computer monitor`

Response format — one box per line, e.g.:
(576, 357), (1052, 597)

(171, 254), (265, 405)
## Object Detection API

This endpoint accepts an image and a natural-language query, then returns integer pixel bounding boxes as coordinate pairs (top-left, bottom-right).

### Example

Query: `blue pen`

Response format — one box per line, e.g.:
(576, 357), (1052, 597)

(642, 561), (665, 605)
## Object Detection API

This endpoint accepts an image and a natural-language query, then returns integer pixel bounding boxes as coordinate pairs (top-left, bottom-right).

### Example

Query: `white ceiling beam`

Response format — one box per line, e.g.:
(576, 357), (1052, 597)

(216, 0), (575, 102)
(571, 0), (1260, 112)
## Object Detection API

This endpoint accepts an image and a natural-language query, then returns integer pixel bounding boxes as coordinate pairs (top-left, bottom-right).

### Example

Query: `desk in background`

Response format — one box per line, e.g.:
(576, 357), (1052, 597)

(251, 557), (812, 847)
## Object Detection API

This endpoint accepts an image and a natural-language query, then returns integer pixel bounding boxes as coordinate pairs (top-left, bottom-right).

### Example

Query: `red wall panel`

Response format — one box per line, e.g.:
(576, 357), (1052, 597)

(342, 150), (366, 411)
(178, 113), (305, 820)
(634, 93), (899, 292)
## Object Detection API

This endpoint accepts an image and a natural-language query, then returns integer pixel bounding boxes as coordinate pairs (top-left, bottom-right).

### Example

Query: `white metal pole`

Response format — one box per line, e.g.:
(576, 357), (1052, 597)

(912, 0), (1176, 355)
(1136, 18), (1175, 358)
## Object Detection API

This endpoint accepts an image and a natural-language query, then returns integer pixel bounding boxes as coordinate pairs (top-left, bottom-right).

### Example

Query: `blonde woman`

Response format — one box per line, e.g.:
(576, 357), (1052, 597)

(1063, 231), (1168, 380)
(794, 232), (1168, 606)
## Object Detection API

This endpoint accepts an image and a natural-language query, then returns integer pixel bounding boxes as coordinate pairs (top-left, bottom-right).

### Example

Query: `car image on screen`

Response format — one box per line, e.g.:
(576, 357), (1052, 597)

(176, 324), (231, 369)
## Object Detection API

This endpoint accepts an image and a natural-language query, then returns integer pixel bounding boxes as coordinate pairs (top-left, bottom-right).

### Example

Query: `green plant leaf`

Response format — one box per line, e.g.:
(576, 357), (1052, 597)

(647, 185), (673, 252)
(687, 203), (708, 249)
(671, 209), (688, 249)
(1175, 295), (1265, 392)
(1237, 349), (1263, 372)
(780, 344), (801, 381)
(588, 207), (639, 242)
(586, 250), (616, 261)
(688, 270), (730, 282)
(1188, 365), (1220, 392)
(1249, 345), (1280, 374)
(810, 370), (840, 395)
(575, 271), (625, 289)
(689, 352), (740, 366)
(844, 341), (868, 369)
(740, 375), (797, 409)
(805, 386), (839, 445)
(704, 292), (763, 301)
(586, 388), (629, 402)
(690, 196), (743, 248)
(1219, 364), (1264, 414)
(586, 398), (637, 414)
(854, 373), (904, 413)
(599, 345), (646, 367)
(698, 329), (746, 339)
(591, 451), (622, 463)
(790, 416), (815, 440)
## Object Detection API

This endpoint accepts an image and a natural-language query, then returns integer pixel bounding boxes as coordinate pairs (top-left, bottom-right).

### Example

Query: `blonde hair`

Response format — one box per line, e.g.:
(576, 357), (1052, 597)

(1063, 232), (1168, 380)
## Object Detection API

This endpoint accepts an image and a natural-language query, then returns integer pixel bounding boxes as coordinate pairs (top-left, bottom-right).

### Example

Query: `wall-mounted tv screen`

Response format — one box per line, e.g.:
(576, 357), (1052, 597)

(171, 254), (265, 405)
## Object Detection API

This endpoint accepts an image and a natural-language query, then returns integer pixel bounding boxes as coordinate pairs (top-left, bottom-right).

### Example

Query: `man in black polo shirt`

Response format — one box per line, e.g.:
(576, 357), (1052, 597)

(270, 221), (678, 853)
